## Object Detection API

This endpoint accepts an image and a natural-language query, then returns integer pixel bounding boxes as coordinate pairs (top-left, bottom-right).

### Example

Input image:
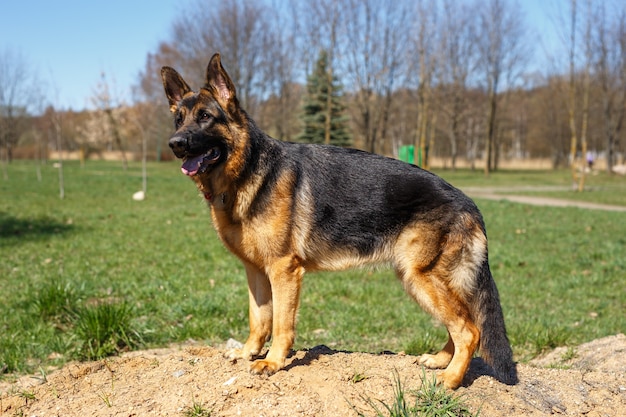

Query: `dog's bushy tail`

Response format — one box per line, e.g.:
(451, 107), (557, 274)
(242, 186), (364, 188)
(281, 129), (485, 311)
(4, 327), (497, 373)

(471, 259), (518, 385)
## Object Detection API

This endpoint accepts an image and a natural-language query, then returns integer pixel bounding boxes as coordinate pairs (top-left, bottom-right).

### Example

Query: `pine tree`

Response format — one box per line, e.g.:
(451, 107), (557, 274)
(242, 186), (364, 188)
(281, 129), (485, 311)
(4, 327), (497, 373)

(297, 50), (351, 146)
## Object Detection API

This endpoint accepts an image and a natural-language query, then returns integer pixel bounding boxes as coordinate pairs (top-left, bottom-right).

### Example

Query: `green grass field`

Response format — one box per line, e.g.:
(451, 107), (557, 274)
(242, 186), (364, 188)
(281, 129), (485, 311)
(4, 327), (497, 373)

(1, 160), (625, 377)
(437, 168), (626, 206)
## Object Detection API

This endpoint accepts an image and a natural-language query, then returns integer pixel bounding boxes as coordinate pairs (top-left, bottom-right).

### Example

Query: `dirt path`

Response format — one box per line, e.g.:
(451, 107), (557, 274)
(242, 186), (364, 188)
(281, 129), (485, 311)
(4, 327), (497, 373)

(2, 335), (625, 417)
(463, 186), (626, 212)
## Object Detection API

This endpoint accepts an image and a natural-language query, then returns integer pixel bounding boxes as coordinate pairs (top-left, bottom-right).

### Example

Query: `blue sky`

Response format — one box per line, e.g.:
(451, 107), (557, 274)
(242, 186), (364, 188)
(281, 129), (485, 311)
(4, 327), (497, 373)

(1, 0), (562, 112)
(0, 0), (181, 110)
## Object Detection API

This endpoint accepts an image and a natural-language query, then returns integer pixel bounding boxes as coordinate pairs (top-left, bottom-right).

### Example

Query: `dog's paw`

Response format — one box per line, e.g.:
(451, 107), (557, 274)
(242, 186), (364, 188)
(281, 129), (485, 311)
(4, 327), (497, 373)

(249, 359), (282, 375)
(417, 352), (452, 369)
(224, 348), (251, 362)
(435, 370), (463, 390)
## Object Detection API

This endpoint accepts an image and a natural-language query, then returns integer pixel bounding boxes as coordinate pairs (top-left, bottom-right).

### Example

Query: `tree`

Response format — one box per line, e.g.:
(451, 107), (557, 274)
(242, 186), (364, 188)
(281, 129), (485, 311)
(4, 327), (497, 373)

(84, 72), (128, 169)
(576, 0), (592, 191)
(257, 2), (301, 141)
(136, 48), (184, 161)
(130, 0), (626, 168)
(299, 0), (342, 147)
(560, 0), (592, 190)
(438, 0), (478, 170)
(297, 50), (351, 146)
(595, 3), (626, 175)
(475, 0), (529, 174)
(411, 0), (439, 168)
(168, 0), (274, 115)
(342, 0), (411, 154)
(565, 0), (580, 182)
(0, 48), (41, 170)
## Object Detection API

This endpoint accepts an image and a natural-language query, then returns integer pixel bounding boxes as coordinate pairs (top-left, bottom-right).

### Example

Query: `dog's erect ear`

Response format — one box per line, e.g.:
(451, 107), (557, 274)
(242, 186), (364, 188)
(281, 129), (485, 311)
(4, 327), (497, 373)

(161, 67), (192, 113)
(204, 53), (237, 106)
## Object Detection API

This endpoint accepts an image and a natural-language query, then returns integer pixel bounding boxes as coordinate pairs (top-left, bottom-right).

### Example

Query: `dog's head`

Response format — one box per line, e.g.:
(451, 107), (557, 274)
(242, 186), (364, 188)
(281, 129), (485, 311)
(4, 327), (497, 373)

(161, 53), (239, 177)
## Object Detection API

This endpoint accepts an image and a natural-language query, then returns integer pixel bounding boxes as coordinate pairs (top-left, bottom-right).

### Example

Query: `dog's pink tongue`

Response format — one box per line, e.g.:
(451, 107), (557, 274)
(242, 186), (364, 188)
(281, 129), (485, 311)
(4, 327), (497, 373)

(181, 155), (204, 176)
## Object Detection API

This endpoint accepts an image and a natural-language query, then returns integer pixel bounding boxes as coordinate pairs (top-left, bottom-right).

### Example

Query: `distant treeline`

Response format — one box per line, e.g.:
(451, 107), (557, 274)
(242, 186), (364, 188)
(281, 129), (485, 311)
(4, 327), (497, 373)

(2, 0), (625, 173)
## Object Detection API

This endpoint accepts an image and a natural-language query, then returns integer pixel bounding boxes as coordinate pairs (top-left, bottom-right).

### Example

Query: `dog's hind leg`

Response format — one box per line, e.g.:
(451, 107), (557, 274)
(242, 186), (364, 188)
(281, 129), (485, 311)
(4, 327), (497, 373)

(394, 224), (481, 389)
(400, 268), (480, 389)
(436, 319), (479, 389)
(226, 262), (273, 362)
(249, 255), (304, 375)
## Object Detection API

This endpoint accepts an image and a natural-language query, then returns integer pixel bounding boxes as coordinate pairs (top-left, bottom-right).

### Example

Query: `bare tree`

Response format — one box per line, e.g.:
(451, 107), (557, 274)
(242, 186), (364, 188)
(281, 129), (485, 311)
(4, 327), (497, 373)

(411, 0), (439, 168)
(131, 0), (626, 168)
(560, 0), (593, 190)
(169, 0), (275, 115)
(53, 110), (64, 199)
(576, 0), (593, 191)
(565, 0), (580, 183)
(89, 72), (128, 169)
(475, 0), (529, 174)
(341, 0), (411, 154)
(0, 48), (41, 176)
(595, 3), (626, 175)
(261, 3), (301, 141)
(437, 0), (478, 169)
(136, 49), (180, 160)
(39, 106), (65, 198)
(615, 8), (626, 169)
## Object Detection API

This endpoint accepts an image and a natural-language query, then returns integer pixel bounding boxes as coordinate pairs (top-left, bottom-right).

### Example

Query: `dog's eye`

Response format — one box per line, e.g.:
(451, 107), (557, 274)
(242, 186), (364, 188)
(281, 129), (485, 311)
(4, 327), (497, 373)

(175, 113), (183, 127)
(198, 111), (211, 122)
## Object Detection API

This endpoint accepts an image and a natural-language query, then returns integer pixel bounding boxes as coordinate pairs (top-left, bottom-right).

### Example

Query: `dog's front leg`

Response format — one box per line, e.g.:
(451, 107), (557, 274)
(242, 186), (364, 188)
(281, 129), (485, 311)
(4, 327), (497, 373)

(225, 262), (273, 361)
(249, 255), (304, 375)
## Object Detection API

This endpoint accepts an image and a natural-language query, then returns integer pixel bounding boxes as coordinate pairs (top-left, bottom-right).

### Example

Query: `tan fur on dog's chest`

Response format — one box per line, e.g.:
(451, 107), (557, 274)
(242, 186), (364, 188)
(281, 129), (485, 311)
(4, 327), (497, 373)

(208, 170), (297, 270)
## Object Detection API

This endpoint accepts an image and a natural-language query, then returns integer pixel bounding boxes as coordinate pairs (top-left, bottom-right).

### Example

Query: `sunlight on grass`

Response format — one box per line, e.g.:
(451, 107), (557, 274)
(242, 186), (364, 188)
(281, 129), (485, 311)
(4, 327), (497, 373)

(74, 301), (141, 360)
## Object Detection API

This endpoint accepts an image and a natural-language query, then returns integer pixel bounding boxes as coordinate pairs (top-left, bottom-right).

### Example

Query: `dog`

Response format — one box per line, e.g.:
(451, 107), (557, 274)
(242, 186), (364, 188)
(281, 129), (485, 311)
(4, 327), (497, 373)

(161, 53), (517, 389)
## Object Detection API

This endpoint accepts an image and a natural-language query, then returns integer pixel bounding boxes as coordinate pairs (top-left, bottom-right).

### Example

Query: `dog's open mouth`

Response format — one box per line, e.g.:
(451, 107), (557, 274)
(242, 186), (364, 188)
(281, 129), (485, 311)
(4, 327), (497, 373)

(180, 147), (221, 176)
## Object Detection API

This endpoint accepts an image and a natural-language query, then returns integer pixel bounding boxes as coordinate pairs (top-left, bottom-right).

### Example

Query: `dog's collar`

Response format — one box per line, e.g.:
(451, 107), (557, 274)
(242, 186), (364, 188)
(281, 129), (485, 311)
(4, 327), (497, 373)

(205, 192), (226, 207)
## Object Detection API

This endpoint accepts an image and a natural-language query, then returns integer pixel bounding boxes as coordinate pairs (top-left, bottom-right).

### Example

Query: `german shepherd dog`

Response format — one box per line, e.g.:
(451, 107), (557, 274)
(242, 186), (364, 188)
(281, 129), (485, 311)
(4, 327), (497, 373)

(161, 53), (517, 389)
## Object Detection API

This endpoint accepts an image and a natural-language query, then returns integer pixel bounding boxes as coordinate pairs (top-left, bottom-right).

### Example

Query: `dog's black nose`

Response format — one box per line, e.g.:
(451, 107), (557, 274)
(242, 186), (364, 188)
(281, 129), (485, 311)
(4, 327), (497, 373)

(169, 135), (188, 157)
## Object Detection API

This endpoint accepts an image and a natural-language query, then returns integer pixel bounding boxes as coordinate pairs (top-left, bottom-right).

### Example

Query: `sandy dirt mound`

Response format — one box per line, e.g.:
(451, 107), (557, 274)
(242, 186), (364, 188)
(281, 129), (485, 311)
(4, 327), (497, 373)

(2, 334), (625, 416)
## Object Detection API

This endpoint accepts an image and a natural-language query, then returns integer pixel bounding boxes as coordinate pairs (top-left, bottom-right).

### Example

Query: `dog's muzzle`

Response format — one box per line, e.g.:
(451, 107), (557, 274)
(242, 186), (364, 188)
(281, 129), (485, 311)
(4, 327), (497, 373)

(168, 132), (222, 176)
(169, 134), (189, 159)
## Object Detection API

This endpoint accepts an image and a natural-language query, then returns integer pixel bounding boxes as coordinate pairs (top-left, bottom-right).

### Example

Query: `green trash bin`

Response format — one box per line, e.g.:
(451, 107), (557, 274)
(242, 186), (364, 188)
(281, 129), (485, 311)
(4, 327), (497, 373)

(399, 145), (415, 165)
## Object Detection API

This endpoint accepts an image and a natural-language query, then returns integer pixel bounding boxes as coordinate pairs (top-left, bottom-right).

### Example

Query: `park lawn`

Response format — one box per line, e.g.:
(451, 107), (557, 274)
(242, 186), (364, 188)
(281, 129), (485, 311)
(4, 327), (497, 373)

(1, 161), (624, 376)
(433, 168), (575, 189)
(512, 188), (626, 206)
(435, 168), (626, 206)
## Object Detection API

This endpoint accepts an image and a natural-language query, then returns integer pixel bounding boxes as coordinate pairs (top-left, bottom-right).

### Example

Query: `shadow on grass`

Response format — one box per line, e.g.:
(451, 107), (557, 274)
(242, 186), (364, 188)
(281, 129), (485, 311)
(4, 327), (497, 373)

(0, 211), (75, 245)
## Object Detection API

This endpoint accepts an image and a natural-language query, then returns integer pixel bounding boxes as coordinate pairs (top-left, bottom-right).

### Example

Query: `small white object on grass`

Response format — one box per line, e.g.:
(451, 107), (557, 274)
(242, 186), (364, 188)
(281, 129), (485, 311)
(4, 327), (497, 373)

(132, 190), (145, 201)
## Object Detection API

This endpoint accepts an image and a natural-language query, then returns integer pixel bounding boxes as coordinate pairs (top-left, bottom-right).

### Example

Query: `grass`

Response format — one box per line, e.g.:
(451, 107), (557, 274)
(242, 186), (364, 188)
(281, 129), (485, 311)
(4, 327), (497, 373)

(73, 301), (140, 360)
(353, 369), (477, 417)
(34, 279), (80, 324)
(182, 400), (212, 417)
(434, 168), (576, 190)
(435, 168), (626, 206)
(1, 160), (625, 378)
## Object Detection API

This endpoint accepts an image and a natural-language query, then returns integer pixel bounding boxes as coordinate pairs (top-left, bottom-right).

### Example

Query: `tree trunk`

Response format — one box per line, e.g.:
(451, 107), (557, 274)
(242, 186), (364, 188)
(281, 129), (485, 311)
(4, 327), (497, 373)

(484, 87), (497, 176)
(324, 66), (333, 146)
(567, 0), (579, 185)
(105, 108), (128, 171)
(577, 0), (592, 192)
